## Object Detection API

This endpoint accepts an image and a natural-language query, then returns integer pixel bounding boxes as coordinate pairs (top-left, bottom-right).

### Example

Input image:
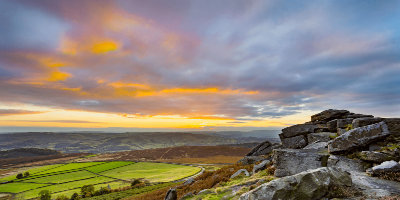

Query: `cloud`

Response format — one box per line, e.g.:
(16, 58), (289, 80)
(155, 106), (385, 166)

(5, 120), (97, 123)
(0, 0), (399, 122)
(0, 109), (45, 116)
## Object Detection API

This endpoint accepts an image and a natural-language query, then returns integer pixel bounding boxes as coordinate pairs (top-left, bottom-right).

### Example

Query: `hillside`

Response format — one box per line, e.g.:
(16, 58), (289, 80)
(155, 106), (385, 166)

(0, 132), (244, 153)
(78, 145), (251, 164)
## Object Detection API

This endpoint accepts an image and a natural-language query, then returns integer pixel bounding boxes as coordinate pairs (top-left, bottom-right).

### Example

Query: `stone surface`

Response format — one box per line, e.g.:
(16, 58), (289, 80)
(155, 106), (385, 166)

(273, 149), (329, 177)
(303, 142), (328, 150)
(351, 171), (400, 198)
(359, 151), (393, 163)
(327, 155), (366, 172)
(384, 118), (400, 135)
(346, 113), (374, 119)
(311, 109), (350, 122)
(165, 188), (177, 200)
(246, 140), (274, 156)
(328, 121), (390, 154)
(307, 132), (336, 143)
(239, 167), (352, 200)
(280, 124), (316, 138)
(253, 160), (271, 174)
(327, 119), (338, 132)
(337, 128), (347, 135)
(337, 118), (354, 128)
(367, 160), (400, 176)
(280, 135), (307, 149)
(237, 156), (269, 165)
(352, 117), (384, 129)
(230, 169), (250, 179)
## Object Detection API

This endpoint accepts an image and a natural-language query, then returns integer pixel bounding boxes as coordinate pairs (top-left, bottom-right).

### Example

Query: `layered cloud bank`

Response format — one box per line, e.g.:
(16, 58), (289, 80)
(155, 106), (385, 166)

(0, 0), (399, 130)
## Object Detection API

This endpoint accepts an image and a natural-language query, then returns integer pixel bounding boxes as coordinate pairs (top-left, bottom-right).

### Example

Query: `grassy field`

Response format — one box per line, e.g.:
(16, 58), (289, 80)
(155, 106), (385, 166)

(0, 161), (201, 199)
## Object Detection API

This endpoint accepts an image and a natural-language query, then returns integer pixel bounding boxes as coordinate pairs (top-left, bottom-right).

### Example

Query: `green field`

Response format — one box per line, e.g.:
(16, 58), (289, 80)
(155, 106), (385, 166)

(0, 161), (201, 199)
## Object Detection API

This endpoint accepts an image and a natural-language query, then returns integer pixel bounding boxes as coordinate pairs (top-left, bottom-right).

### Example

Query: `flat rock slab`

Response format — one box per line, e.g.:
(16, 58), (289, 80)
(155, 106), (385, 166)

(311, 109), (350, 122)
(240, 167), (352, 200)
(359, 151), (393, 163)
(280, 135), (307, 149)
(280, 124), (316, 138)
(273, 149), (329, 177)
(303, 141), (328, 150)
(307, 132), (336, 143)
(246, 141), (277, 156)
(328, 121), (390, 154)
(353, 117), (384, 129)
(351, 171), (400, 197)
(327, 155), (366, 172)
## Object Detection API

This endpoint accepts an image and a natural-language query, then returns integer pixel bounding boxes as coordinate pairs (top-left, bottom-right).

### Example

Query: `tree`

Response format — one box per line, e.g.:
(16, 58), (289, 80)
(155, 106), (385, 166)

(16, 173), (23, 179)
(55, 194), (68, 200)
(38, 190), (51, 200)
(70, 193), (81, 200)
(24, 171), (30, 177)
(80, 185), (94, 197)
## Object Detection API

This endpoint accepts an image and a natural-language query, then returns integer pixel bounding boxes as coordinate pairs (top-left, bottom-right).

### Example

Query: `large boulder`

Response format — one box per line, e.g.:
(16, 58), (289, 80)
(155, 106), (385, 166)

(239, 167), (352, 200)
(273, 149), (329, 177)
(165, 188), (177, 200)
(246, 141), (277, 156)
(280, 135), (307, 149)
(327, 155), (366, 172)
(311, 109), (350, 123)
(359, 151), (393, 163)
(367, 160), (400, 176)
(303, 142), (328, 150)
(307, 132), (336, 143)
(328, 121), (390, 154)
(352, 117), (384, 129)
(327, 119), (338, 132)
(384, 118), (400, 135)
(253, 160), (271, 174)
(280, 124), (316, 138)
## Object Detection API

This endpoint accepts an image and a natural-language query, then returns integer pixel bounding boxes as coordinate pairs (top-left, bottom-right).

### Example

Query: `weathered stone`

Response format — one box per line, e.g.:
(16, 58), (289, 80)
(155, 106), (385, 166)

(280, 135), (307, 149)
(350, 171), (400, 198)
(337, 118), (354, 128)
(280, 124), (316, 138)
(165, 188), (177, 200)
(384, 118), (400, 135)
(359, 151), (393, 163)
(328, 121), (390, 154)
(230, 169), (250, 179)
(346, 113), (374, 119)
(327, 155), (366, 172)
(273, 149), (329, 177)
(367, 160), (400, 176)
(303, 141), (328, 150)
(253, 160), (271, 174)
(246, 141), (275, 156)
(337, 128), (347, 135)
(352, 117), (384, 128)
(197, 189), (214, 195)
(180, 192), (194, 199)
(239, 167), (352, 200)
(237, 156), (268, 165)
(311, 109), (350, 122)
(327, 119), (338, 132)
(307, 132), (336, 143)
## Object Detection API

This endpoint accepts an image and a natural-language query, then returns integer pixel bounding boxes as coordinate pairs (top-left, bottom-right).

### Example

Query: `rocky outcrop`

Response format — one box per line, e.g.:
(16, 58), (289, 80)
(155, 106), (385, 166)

(239, 167), (352, 200)
(384, 118), (400, 135)
(303, 141), (328, 150)
(280, 135), (307, 149)
(327, 155), (366, 172)
(237, 156), (268, 165)
(246, 141), (277, 156)
(273, 149), (329, 177)
(337, 118), (354, 129)
(280, 124), (316, 138)
(231, 169), (250, 179)
(311, 109), (350, 123)
(328, 121), (390, 154)
(327, 119), (338, 132)
(165, 188), (177, 200)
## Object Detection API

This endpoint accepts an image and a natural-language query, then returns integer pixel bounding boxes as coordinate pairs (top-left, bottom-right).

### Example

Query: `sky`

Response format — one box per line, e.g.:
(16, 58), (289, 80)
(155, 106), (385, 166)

(0, 0), (399, 132)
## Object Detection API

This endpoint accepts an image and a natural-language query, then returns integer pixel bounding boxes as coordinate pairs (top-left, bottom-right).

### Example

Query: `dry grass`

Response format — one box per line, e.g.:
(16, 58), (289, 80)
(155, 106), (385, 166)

(379, 195), (400, 200)
(376, 172), (400, 182)
(325, 185), (362, 198)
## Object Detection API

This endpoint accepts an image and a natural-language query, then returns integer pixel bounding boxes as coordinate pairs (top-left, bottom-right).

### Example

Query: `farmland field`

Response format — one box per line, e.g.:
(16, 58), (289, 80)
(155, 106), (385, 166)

(0, 161), (201, 199)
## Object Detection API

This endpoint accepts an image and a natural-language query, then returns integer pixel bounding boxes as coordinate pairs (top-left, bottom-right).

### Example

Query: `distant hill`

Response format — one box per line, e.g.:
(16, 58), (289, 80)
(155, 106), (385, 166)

(0, 148), (60, 159)
(0, 132), (258, 153)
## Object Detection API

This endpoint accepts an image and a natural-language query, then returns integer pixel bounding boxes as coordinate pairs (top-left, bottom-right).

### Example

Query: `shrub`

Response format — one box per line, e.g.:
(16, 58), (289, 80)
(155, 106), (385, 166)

(70, 192), (81, 200)
(81, 185), (95, 197)
(55, 194), (68, 200)
(38, 190), (51, 200)
(16, 173), (23, 179)
(24, 171), (30, 177)
(131, 179), (143, 187)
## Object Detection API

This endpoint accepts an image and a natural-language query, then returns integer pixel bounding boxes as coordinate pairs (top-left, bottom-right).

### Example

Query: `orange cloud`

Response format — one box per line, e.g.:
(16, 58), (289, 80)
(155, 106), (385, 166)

(48, 70), (71, 82)
(92, 41), (119, 54)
